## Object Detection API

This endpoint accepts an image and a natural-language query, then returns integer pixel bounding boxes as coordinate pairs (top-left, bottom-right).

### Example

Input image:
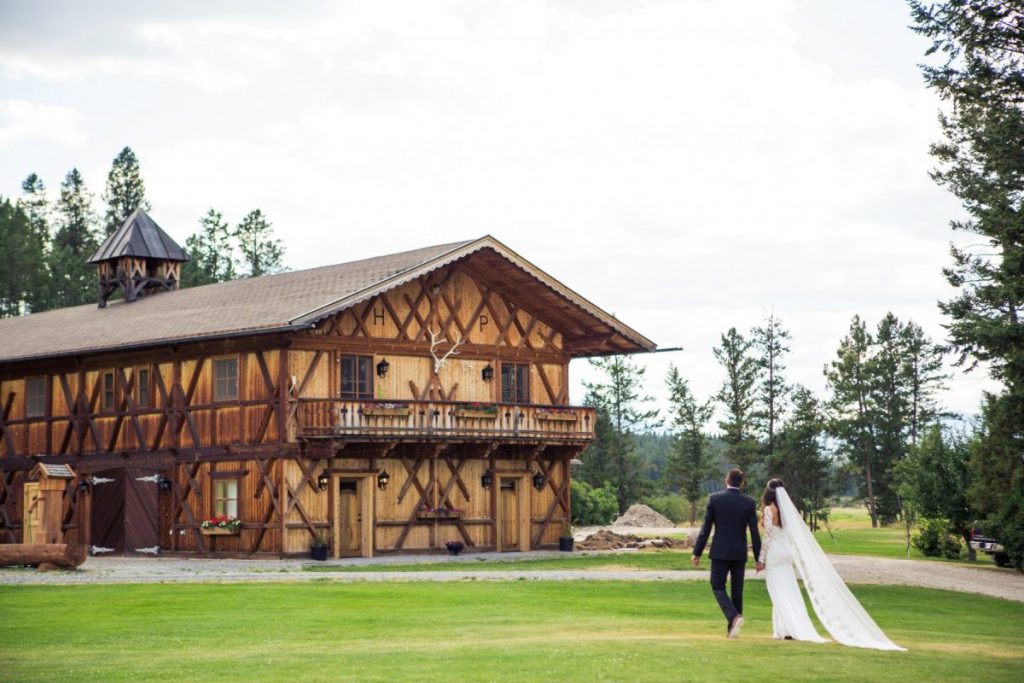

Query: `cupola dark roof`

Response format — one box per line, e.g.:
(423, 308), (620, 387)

(87, 209), (189, 264)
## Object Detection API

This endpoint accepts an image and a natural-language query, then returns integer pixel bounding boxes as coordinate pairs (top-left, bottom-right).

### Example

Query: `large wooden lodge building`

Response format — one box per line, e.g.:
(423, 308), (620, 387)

(0, 212), (654, 558)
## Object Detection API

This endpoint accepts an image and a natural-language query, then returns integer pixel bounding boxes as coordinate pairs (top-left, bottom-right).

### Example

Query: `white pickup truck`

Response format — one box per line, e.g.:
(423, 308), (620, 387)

(970, 529), (1010, 567)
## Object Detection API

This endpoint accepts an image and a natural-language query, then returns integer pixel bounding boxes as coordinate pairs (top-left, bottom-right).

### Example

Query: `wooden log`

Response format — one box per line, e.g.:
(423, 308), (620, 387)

(0, 544), (87, 568)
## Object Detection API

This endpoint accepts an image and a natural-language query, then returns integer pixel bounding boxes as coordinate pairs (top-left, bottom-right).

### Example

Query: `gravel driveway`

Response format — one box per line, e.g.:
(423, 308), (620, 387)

(2, 551), (1022, 602)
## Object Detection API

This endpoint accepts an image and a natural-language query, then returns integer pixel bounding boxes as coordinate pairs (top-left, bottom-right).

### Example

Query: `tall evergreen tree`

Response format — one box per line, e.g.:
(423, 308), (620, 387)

(752, 311), (792, 459)
(582, 355), (660, 513)
(182, 208), (237, 287)
(713, 327), (761, 477)
(102, 146), (150, 236)
(869, 313), (912, 523)
(0, 198), (40, 316)
(49, 168), (100, 308)
(235, 209), (285, 277)
(771, 386), (832, 530)
(825, 315), (881, 526)
(909, 1), (1024, 569)
(663, 364), (717, 524)
(901, 321), (948, 446)
(18, 174), (52, 313)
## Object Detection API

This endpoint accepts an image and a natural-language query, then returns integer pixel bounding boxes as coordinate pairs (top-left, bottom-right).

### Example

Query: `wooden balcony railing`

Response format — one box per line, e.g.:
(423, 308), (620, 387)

(297, 399), (595, 443)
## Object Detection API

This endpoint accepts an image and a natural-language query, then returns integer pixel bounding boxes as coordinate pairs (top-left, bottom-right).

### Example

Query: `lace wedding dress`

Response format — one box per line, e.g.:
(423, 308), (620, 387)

(760, 504), (828, 643)
(767, 487), (906, 651)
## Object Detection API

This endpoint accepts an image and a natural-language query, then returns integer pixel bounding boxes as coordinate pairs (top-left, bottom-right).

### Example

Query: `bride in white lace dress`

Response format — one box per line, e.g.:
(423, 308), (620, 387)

(758, 479), (905, 651)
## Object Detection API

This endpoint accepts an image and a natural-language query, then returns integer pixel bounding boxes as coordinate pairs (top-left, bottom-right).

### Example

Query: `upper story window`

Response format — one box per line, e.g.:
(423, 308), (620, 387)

(102, 371), (116, 412)
(25, 377), (46, 418)
(136, 367), (150, 408)
(214, 357), (239, 402)
(340, 355), (373, 400)
(501, 363), (530, 404)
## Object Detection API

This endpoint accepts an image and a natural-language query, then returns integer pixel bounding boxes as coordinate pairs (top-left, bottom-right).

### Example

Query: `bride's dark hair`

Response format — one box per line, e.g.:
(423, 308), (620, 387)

(762, 478), (785, 526)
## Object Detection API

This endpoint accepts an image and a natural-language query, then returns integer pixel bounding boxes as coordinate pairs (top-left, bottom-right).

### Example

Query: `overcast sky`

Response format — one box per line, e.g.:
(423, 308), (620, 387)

(0, 0), (1000, 423)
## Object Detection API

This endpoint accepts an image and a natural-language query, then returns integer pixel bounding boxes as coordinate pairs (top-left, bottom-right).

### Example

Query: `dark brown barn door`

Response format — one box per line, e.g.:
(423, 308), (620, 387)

(89, 469), (125, 555)
(125, 468), (161, 555)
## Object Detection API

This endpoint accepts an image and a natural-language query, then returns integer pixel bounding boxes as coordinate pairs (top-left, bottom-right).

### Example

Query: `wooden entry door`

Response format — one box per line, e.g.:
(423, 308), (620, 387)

(90, 469), (125, 554)
(22, 482), (42, 544)
(496, 476), (530, 553)
(333, 475), (374, 558)
(338, 480), (361, 556)
(124, 467), (161, 555)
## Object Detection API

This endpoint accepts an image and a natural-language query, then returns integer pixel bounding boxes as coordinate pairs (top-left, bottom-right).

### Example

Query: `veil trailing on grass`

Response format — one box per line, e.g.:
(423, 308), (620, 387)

(776, 487), (906, 651)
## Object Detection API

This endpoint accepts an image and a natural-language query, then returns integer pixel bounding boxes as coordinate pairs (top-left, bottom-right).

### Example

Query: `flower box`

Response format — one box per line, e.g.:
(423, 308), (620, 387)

(536, 410), (578, 422)
(201, 527), (239, 536)
(200, 516), (241, 534)
(453, 409), (498, 419)
(363, 407), (412, 417)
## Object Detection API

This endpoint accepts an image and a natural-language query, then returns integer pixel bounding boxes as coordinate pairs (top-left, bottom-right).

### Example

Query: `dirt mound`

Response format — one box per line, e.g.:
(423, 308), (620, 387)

(575, 529), (686, 551)
(613, 504), (675, 528)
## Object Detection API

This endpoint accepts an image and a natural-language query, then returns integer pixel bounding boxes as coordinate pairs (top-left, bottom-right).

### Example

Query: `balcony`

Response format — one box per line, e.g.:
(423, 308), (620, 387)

(297, 399), (595, 444)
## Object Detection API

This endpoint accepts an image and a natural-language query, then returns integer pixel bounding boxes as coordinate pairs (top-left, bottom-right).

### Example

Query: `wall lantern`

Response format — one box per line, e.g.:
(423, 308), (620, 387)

(481, 470), (493, 490)
(532, 471), (546, 491)
(377, 469), (390, 490)
(376, 358), (390, 378)
(78, 479), (90, 495)
(482, 364), (494, 382)
(317, 470), (330, 492)
(158, 476), (172, 493)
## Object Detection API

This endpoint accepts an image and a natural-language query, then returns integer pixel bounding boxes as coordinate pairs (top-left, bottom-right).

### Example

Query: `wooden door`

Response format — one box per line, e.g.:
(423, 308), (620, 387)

(89, 469), (125, 554)
(338, 480), (361, 556)
(124, 468), (160, 555)
(499, 478), (519, 551)
(22, 482), (42, 544)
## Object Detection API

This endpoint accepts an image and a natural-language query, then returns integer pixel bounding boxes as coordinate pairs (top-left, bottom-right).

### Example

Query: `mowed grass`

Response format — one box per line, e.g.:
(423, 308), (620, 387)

(304, 549), (697, 573)
(1, 582), (1022, 682)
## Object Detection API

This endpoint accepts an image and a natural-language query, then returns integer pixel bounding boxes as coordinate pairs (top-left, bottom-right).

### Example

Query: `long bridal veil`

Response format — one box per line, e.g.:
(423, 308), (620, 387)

(776, 487), (906, 651)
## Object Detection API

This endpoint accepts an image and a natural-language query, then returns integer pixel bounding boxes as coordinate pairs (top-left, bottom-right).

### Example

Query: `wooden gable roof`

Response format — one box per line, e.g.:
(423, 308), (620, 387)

(0, 236), (654, 365)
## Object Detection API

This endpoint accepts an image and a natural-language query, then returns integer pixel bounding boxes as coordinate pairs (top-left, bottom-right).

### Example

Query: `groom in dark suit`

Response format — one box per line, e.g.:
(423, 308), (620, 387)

(691, 468), (762, 638)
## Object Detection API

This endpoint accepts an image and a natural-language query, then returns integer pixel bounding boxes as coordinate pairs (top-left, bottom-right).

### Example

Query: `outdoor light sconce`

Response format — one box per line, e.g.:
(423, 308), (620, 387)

(376, 358), (390, 378)
(317, 471), (330, 492)
(157, 476), (172, 493)
(377, 469), (390, 490)
(481, 470), (493, 490)
(532, 471), (546, 491)
(481, 364), (494, 382)
(78, 479), (90, 495)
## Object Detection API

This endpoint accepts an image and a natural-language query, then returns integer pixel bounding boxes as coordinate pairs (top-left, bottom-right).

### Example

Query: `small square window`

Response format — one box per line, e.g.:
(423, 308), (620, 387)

(214, 358), (239, 402)
(501, 363), (530, 404)
(25, 377), (45, 418)
(213, 478), (239, 517)
(339, 355), (373, 400)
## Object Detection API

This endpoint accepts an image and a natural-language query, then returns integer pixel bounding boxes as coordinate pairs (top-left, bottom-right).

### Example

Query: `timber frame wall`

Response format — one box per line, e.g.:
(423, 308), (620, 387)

(0, 259), (594, 556)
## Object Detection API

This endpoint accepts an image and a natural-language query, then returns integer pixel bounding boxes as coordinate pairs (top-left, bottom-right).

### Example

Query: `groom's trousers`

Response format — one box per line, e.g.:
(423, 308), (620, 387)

(709, 559), (745, 627)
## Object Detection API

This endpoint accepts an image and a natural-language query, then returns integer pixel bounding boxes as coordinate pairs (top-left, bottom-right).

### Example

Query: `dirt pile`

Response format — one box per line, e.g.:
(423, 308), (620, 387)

(613, 504), (675, 528)
(575, 529), (687, 551)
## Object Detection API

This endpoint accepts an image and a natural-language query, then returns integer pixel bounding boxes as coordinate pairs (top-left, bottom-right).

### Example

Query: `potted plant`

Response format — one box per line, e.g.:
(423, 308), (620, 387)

(310, 534), (329, 561)
(559, 520), (575, 552)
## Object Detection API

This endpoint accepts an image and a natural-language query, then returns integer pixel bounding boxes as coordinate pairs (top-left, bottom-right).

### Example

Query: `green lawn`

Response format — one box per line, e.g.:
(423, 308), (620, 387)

(304, 549), (698, 573)
(1, 582), (1022, 682)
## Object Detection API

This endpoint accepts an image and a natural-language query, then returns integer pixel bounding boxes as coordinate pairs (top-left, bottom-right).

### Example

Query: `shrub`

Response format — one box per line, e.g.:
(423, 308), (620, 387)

(913, 518), (963, 559)
(571, 480), (618, 526)
(642, 493), (692, 524)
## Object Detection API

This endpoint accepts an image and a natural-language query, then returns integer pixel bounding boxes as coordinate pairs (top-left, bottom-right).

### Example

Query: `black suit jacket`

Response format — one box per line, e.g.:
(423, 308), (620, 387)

(692, 488), (761, 562)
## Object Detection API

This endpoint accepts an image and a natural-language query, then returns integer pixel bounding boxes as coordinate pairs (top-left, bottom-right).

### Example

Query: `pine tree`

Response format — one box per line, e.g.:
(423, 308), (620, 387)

(18, 174), (52, 312)
(50, 168), (100, 308)
(102, 146), (150, 236)
(909, 1), (1024, 568)
(663, 364), (717, 524)
(771, 386), (832, 530)
(713, 327), (761, 478)
(235, 209), (285, 277)
(752, 311), (792, 459)
(582, 355), (660, 513)
(182, 208), (237, 287)
(825, 316), (880, 526)
(869, 313), (911, 523)
(901, 321), (948, 446)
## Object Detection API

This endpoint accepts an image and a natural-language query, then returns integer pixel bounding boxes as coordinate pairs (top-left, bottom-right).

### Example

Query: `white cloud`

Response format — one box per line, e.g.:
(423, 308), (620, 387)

(0, 99), (85, 148)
